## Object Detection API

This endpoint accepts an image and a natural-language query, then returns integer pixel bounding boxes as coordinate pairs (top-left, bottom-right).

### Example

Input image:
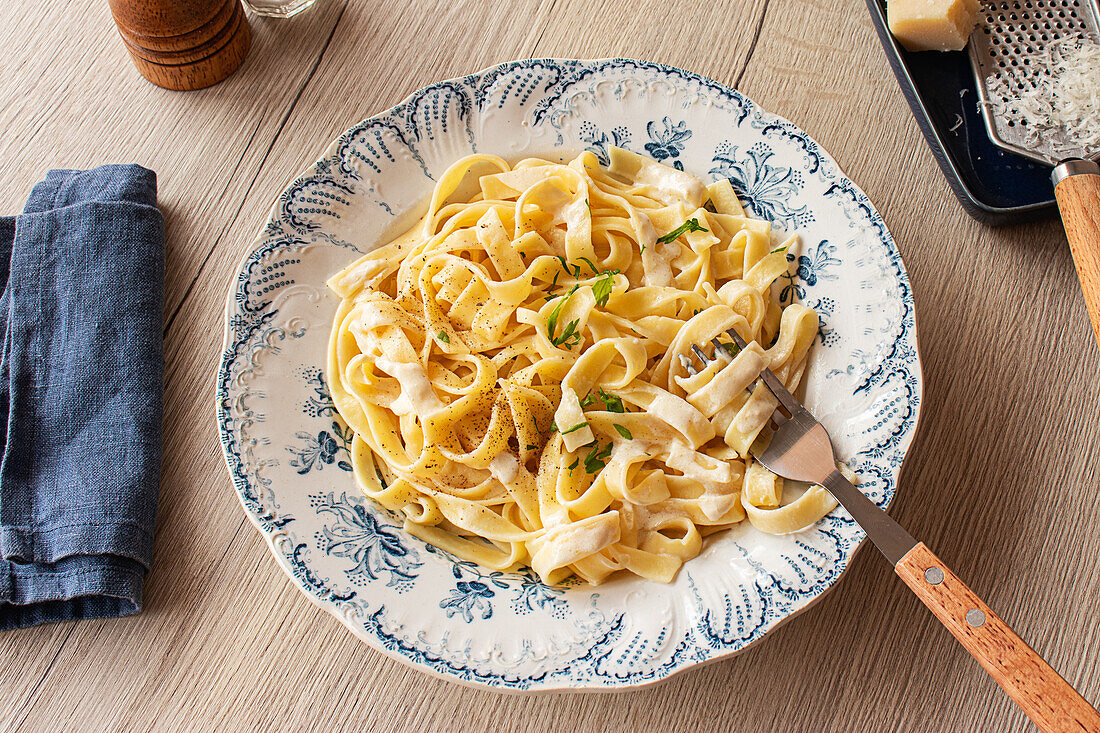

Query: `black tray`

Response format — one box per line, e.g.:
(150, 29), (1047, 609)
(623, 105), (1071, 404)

(865, 0), (1057, 225)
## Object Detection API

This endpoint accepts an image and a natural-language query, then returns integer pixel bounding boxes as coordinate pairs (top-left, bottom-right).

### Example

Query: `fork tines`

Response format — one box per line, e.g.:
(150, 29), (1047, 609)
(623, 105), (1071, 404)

(685, 329), (804, 418)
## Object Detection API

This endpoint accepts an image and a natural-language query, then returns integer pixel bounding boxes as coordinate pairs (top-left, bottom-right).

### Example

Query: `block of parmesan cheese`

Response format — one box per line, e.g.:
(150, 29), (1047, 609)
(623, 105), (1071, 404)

(887, 0), (980, 52)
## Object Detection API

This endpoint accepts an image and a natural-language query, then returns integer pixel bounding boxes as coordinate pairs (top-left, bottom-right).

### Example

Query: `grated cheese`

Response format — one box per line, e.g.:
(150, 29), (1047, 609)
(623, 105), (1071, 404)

(986, 36), (1100, 155)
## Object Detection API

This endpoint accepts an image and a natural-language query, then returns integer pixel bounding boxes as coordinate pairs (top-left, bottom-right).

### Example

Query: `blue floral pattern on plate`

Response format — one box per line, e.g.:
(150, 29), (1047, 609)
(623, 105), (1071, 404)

(288, 421), (353, 474)
(312, 492), (421, 590)
(215, 58), (922, 691)
(644, 116), (691, 170)
(709, 143), (812, 229)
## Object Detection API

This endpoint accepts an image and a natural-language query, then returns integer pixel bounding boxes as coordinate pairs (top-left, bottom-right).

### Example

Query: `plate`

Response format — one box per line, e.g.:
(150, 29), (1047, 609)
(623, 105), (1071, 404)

(216, 58), (922, 691)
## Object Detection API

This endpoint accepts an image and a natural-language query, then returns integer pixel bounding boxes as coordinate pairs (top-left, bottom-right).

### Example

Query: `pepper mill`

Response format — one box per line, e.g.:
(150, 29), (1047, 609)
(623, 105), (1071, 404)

(108, 0), (252, 91)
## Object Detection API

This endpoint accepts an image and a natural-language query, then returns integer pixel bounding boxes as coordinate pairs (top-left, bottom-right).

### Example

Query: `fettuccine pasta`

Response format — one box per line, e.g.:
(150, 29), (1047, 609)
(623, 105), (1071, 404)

(325, 148), (836, 585)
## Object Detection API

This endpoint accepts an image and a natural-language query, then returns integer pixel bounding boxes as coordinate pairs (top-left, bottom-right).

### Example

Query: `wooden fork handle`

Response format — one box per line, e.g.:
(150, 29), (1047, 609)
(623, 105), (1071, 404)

(896, 543), (1100, 732)
(1053, 161), (1100, 348)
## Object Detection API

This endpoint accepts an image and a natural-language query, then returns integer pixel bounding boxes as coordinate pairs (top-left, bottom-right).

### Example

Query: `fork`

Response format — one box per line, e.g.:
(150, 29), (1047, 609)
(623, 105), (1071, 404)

(687, 330), (1100, 733)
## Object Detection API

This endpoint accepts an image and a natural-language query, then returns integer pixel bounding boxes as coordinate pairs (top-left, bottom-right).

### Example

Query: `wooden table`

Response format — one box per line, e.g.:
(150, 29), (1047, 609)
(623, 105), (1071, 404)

(1, 0), (1098, 729)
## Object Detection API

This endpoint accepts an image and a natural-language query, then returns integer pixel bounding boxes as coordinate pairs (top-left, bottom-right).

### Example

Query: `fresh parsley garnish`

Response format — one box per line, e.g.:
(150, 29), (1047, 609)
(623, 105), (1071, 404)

(526, 444), (539, 451)
(590, 269), (619, 308)
(437, 331), (450, 344)
(567, 458), (579, 470)
(585, 199), (592, 216)
(546, 284), (579, 343)
(553, 319), (582, 349)
(580, 387), (626, 413)
(656, 218), (708, 244)
(770, 245), (789, 254)
(583, 441), (613, 473)
(613, 424), (633, 440)
(579, 257), (600, 276)
(547, 264), (620, 341)
(560, 421), (588, 436)
(597, 388), (625, 413)
(557, 255), (581, 278)
(543, 268), (563, 301)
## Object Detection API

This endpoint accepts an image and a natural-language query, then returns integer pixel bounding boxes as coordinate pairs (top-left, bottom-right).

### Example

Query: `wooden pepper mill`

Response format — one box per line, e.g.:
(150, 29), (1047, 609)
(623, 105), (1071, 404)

(108, 0), (251, 91)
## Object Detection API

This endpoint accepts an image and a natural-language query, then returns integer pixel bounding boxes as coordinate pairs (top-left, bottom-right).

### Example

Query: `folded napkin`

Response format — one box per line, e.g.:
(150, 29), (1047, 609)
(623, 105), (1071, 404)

(0, 165), (164, 630)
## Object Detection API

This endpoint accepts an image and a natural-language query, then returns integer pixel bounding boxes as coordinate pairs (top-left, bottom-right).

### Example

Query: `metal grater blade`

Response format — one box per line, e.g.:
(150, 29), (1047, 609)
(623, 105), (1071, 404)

(969, 0), (1100, 165)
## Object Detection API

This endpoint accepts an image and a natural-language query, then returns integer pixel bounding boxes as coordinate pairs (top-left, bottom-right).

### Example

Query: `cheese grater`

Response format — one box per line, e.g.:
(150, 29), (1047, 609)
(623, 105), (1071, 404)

(970, 0), (1100, 162)
(968, 0), (1100, 346)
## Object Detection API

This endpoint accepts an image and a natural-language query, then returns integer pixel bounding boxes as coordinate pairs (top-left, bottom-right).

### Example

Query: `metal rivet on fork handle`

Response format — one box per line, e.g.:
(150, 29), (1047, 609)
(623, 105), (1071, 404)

(925, 567), (944, 585)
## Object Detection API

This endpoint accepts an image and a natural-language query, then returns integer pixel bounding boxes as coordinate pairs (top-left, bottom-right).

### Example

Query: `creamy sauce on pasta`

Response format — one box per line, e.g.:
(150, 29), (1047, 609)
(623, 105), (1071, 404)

(325, 148), (834, 585)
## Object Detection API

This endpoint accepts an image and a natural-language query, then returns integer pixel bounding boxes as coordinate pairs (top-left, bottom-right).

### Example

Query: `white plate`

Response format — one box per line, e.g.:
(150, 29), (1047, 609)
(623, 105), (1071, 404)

(216, 58), (922, 691)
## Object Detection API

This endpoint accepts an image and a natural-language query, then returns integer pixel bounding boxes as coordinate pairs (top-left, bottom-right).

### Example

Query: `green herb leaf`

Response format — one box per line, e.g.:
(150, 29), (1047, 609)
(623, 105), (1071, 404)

(549, 422), (558, 434)
(656, 217), (708, 244)
(543, 268), (563, 301)
(526, 444), (539, 451)
(437, 331), (450, 344)
(552, 318), (581, 349)
(590, 269), (619, 308)
(613, 424), (633, 440)
(583, 441), (613, 474)
(597, 388), (625, 413)
(580, 392), (598, 408)
(567, 458), (579, 470)
(557, 255), (580, 278)
(560, 421), (588, 436)
(546, 284), (579, 342)
(579, 257), (600, 275)
(591, 278), (613, 308)
(703, 199), (717, 213)
(769, 245), (789, 254)
(585, 199), (592, 216)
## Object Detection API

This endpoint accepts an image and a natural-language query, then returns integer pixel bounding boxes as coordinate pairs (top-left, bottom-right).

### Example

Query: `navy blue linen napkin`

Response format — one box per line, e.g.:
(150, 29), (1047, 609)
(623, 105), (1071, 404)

(0, 165), (164, 629)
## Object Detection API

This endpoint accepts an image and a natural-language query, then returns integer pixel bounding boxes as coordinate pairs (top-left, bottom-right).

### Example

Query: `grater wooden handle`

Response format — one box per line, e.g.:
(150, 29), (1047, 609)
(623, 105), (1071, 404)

(1053, 161), (1100, 348)
(896, 544), (1100, 733)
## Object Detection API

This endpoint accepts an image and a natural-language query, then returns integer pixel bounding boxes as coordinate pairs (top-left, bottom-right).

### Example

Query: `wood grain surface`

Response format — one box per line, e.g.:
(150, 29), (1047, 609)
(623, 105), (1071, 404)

(0, 0), (1098, 730)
